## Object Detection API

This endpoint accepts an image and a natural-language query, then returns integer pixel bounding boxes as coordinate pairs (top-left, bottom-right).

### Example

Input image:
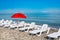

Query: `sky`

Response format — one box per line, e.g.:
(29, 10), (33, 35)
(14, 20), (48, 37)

(0, 0), (60, 13)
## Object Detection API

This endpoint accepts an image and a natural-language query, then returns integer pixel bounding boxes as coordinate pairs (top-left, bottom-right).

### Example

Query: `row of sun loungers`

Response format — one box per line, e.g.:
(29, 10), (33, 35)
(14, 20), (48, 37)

(0, 19), (60, 40)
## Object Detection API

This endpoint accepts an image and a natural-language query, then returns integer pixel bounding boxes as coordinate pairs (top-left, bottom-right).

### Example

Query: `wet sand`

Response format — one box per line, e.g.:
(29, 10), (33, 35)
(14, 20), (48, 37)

(0, 27), (58, 40)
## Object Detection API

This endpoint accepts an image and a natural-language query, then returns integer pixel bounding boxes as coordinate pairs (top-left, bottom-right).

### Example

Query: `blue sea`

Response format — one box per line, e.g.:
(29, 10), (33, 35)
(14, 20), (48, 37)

(0, 13), (60, 28)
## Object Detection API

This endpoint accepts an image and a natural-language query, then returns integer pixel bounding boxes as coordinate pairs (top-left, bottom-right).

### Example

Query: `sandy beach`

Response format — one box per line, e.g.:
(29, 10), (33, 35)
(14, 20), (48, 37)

(0, 27), (58, 40)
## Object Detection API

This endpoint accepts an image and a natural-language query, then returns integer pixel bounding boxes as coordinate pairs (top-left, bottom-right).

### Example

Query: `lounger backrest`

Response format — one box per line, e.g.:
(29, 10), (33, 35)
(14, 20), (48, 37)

(3, 21), (7, 24)
(20, 21), (25, 24)
(13, 21), (16, 24)
(43, 24), (48, 27)
(30, 22), (35, 27)
(9, 20), (13, 22)
(31, 22), (35, 25)
(5, 20), (9, 23)
(8, 21), (12, 24)
(58, 29), (60, 33)
(0, 19), (4, 23)
(1, 19), (4, 21)
(30, 24), (35, 27)
(6, 20), (12, 24)
(41, 24), (48, 31)
(34, 25), (38, 29)
(34, 25), (39, 29)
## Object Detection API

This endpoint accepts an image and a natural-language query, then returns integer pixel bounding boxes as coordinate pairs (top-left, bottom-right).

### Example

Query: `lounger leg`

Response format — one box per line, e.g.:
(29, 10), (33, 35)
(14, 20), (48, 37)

(47, 28), (50, 34)
(26, 29), (31, 32)
(38, 32), (42, 36)
(25, 29), (28, 32)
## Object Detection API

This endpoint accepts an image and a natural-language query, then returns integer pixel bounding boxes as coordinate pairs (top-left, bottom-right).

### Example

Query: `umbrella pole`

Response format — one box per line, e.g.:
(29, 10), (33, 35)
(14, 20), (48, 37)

(16, 19), (19, 30)
(17, 19), (19, 24)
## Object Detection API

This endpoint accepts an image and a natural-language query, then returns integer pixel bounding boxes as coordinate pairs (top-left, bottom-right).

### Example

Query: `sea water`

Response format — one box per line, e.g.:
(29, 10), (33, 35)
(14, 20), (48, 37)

(0, 13), (60, 28)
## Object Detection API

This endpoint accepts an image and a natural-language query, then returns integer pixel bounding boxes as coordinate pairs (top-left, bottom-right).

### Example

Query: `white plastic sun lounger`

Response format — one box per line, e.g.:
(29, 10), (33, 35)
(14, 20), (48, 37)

(0, 20), (9, 26)
(29, 24), (50, 36)
(1, 20), (9, 24)
(47, 29), (60, 38)
(4, 24), (11, 28)
(10, 23), (17, 29)
(4, 20), (13, 28)
(19, 22), (36, 32)
(17, 21), (26, 28)
(19, 26), (35, 32)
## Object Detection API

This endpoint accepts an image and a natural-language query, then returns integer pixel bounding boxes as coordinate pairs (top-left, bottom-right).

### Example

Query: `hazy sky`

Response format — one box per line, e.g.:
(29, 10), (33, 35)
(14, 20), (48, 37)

(0, 0), (60, 13)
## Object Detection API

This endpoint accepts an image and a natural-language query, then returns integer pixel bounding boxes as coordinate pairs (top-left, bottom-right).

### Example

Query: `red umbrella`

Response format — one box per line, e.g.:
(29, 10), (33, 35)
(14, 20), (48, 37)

(11, 13), (26, 18)
(11, 13), (26, 23)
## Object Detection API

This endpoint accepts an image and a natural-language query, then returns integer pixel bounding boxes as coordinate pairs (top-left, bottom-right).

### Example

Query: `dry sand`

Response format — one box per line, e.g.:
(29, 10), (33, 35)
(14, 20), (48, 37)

(0, 27), (58, 40)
